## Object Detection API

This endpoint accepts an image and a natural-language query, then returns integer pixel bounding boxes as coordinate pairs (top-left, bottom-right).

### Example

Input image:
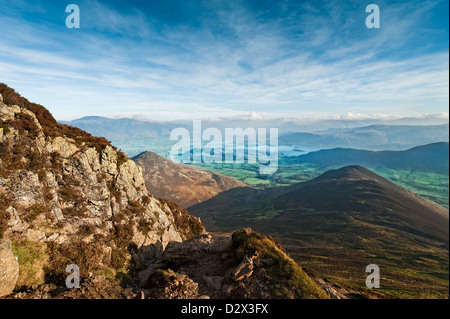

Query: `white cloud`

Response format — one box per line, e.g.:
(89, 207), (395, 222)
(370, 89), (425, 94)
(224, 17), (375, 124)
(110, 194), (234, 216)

(0, 0), (448, 121)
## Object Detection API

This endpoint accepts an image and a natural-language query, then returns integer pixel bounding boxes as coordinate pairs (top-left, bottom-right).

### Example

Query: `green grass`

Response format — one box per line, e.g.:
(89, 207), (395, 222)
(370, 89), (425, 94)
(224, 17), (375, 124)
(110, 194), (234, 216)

(11, 239), (49, 289)
(190, 159), (449, 209)
(371, 168), (449, 208)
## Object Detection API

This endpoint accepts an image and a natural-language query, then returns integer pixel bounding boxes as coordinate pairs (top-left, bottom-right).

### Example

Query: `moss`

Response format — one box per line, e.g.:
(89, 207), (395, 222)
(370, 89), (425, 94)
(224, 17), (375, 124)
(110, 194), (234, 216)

(11, 239), (49, 289)
(146, 268), (179, 288)
(115, 272), (133, 287)
(91, 266), (116, 281)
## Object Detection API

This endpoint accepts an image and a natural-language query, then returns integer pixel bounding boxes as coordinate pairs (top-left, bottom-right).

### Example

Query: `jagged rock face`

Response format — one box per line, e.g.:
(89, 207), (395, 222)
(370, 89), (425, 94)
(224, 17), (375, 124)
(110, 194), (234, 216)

(0, 86), (204, 294)
(0, 239), (19, 297)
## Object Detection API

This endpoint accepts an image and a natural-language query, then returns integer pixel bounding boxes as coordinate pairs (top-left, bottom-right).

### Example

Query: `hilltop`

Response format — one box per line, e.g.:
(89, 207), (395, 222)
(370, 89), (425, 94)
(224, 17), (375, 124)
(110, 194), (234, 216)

(189, 165), (449, 298)
(132, 151), (246, 208)
(290, 142), (449, 174)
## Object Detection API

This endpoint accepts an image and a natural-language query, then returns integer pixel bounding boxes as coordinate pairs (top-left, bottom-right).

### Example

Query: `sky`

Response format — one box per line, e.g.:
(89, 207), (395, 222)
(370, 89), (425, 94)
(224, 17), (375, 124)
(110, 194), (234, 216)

(0, 0), (448, 121)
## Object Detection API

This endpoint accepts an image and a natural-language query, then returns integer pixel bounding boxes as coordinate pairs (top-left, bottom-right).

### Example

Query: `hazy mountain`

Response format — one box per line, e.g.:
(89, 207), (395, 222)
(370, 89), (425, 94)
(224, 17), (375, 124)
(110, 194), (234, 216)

(279, 124), (449, 151)
(61, 116), (187, 140)
(132, 151), (247, 208)
(63, 116), (449, 146)
(290, 142), (449, 174)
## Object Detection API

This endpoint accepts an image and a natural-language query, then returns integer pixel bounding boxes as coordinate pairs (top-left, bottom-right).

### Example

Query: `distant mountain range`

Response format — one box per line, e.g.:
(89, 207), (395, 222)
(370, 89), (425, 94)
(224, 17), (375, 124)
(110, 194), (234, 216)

(62, 116), (449, 152)
(132, 151), (246, 208)
(61, 116), (184, 140)
(279, 124), (449, 151)
(289, 142), (449, 174)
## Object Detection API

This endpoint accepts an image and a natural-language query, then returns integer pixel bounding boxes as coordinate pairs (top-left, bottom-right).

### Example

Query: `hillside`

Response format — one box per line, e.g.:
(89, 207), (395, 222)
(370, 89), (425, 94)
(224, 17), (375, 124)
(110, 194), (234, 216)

(290, 142), (449, 174)
(273, 165), (448, 241)
(132, 151), (247, 208)
(189, 166), (449, 298)
(279, 124), (449, 150)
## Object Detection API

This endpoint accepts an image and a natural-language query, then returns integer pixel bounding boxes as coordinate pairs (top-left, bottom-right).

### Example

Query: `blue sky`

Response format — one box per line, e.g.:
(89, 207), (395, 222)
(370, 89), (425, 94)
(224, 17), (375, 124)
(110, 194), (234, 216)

(0, 0), (448, 121)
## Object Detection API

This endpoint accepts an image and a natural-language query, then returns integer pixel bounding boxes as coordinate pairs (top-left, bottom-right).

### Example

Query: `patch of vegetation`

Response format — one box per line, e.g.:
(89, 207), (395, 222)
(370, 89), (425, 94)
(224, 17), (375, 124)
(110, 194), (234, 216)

(110, 222), (135, 271)
(0, 83), (121, 155)
(146, 268), (179, 288)
(163, 200), (205, 240)
(165, 254), (198, 271)
(11, 239), (49, 289)
(117, 150), (128, 167)
(23, 203), (49, 223)
(3, 112), (39, 138)
(44, 241), (105, 285)
(225, 228), (329, 299)
(0, 192), (12, 237)
(107, 179), (122, 203)
(115, 272), (133, 287)
(91, 266), (116, 281)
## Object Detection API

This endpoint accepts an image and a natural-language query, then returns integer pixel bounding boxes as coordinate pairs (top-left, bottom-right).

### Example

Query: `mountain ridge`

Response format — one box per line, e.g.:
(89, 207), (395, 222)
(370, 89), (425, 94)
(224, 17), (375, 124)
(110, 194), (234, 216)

(188, 165), (449, 298)
(290, 142), (449, 174)
(132, 151), (247, 208)
(279, 124), (449, 150)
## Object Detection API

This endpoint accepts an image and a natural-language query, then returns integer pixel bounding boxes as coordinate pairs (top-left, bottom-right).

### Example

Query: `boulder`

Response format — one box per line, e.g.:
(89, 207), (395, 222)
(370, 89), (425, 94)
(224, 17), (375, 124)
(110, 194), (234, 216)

(0, 239), (19, 297)
(231, 255), (254, 281)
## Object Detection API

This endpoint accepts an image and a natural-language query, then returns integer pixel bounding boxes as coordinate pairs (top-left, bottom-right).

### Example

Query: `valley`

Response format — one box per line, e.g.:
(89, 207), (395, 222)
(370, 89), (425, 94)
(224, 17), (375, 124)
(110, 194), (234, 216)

(188, 166), (449, 298)
(61, 113), (449, 298)
(1, 85), (448, 300)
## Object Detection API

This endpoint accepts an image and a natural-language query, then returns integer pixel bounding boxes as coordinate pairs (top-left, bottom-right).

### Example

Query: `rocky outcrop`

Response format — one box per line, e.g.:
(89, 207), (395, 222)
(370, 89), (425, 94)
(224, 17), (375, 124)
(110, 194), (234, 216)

(0, 84), (204, 295)
(6, 274), (138, 299)
(135, 230), (332, 299)
(230, 255), (255, 281)
(0, 239), (19, 297)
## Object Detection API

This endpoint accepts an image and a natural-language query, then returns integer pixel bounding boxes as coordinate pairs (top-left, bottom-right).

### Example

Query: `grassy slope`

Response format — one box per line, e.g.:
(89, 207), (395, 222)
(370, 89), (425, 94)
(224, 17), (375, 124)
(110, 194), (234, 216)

(192, 160), (449, 209)
(188, 167), (449, 299)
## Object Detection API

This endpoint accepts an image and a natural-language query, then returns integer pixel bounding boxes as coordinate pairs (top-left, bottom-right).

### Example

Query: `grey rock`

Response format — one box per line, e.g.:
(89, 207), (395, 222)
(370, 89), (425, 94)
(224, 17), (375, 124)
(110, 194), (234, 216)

(0, 239), (19, 297)
(231, 255), (254, 281)
(204, 276), (224, 290)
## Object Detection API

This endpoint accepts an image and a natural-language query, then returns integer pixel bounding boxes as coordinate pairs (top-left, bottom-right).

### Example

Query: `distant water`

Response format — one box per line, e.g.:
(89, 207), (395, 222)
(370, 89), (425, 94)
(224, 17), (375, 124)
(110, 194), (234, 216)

(113, 137), (321, 160)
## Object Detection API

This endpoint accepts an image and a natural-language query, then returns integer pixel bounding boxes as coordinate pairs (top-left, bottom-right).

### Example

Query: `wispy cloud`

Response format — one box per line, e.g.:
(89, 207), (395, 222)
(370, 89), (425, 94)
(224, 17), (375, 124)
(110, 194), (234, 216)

(0, 0), (448, 120)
